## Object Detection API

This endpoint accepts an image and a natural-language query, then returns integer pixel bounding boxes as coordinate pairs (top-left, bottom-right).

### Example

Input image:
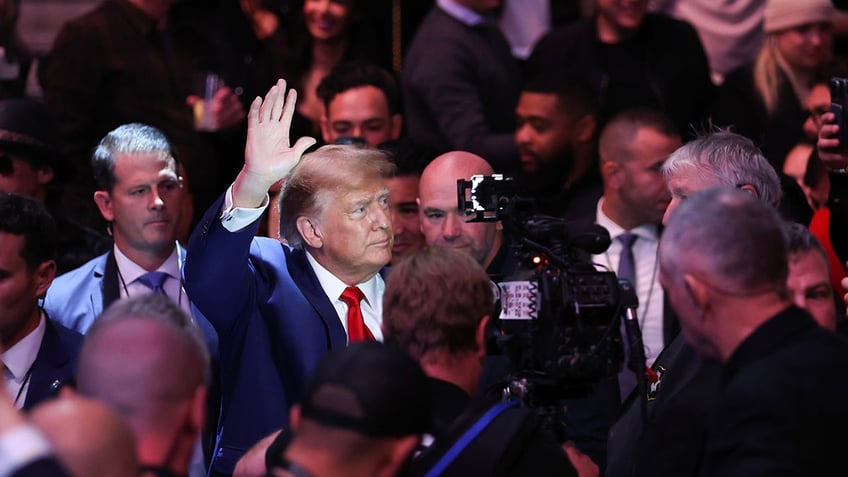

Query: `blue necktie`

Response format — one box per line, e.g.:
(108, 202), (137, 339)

(617, 232), (639, 401)
(136, 271), (169, 296)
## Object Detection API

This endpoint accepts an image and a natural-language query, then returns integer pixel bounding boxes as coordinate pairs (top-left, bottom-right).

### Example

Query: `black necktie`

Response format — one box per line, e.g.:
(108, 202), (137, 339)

(617, 232), (639, 401)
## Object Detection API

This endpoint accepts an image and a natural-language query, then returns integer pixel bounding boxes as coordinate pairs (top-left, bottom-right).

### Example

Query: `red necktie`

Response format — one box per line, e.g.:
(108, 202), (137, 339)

(340, 286), (374, 343)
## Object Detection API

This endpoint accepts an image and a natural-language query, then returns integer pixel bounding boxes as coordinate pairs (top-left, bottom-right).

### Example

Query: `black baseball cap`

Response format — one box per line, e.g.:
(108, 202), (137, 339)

(300, 341), (431, 438)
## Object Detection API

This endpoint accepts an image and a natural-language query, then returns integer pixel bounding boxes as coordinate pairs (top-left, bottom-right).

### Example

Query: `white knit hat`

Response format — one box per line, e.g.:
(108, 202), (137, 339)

(764, 0), (835, 33)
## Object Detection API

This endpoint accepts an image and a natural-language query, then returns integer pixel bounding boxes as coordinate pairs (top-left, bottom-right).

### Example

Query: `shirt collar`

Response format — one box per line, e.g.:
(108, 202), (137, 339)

(595, 197), (659, 242)
(113, 244), (181, 285)
(1, 312), (46, 381)
(305, 252), (382, 308)
(437, 0), (486, 27)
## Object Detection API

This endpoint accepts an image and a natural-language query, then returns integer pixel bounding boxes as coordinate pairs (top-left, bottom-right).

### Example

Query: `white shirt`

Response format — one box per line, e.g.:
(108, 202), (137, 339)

(113, 245), (192, 318)
(594, 198), (665, 366)
(1, 313), (46, 409)
(220, 185), (385, 341)
(306, 253), (384, 341)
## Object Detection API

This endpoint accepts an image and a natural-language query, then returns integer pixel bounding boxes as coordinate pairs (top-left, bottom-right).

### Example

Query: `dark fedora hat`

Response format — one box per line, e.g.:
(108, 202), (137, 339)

(0, 98), (69, 180)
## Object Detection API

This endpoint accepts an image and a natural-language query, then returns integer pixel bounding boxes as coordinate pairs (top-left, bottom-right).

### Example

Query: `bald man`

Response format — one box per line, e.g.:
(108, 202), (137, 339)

(30, 396), (137, 477)
(417, 151), (505, 275)
(76, 295), (209, 477)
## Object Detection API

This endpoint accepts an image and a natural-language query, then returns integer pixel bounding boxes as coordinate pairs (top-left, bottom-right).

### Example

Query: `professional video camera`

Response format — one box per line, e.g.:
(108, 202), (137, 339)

(458, 175), (647, 431)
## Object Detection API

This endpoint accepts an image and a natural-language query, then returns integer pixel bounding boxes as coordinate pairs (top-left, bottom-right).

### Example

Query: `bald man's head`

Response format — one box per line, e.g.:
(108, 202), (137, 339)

(77, 316), (205, 434)
(77, 308), (208, 475)
(417, 152), (502, 268)
(30, 395), (137, 477)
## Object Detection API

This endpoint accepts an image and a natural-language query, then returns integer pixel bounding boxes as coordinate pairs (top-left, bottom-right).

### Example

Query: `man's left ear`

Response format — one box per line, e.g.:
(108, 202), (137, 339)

(34, 260), (57, 297)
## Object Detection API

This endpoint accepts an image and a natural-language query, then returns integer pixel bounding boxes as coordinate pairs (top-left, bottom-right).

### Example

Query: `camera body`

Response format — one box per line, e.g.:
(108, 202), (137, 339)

(830, 77), (848, 153)
(457, 175), (627, 402)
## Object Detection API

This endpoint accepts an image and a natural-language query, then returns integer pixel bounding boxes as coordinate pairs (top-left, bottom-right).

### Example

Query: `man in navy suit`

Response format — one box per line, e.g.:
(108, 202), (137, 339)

(183, 79), (394, 475)
(0, 193), (81, 411)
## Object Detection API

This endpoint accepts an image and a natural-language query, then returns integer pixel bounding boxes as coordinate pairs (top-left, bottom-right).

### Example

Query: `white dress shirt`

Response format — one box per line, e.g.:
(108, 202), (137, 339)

(1, 313), (46, 409)
(220, 185), (385, 341)
(306, 253), (384, 342)
(594, 198), (665, 366)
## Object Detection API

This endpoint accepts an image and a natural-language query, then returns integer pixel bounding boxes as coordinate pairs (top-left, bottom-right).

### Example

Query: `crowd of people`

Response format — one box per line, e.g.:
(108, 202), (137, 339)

(2, 0), (848, 476)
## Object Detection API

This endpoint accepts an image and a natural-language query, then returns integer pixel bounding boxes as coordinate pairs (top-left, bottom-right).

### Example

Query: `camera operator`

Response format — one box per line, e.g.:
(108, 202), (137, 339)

(383, 246), (597, 477)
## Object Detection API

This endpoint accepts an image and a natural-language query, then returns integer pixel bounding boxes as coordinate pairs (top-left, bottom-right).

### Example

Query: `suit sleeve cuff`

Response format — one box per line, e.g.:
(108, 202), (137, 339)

(220, 184), (269, 232)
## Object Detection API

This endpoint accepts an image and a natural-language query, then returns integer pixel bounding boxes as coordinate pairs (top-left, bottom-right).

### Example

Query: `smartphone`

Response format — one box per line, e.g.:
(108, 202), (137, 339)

(830, 77), (848, 153)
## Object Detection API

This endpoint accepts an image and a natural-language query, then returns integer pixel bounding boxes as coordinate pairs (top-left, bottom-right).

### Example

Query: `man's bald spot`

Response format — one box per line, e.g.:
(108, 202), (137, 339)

(419, 151), (494, 193)
(76, 317), (206, 432)
(30, 395), (138, 477)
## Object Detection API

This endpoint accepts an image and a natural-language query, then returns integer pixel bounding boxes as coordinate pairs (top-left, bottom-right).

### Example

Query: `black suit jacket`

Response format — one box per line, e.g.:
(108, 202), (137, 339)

(702, 306), (848, 476)
(11, 457), (70, 477)
(22, 318), (83, 410)
(605, 332), (721, 477)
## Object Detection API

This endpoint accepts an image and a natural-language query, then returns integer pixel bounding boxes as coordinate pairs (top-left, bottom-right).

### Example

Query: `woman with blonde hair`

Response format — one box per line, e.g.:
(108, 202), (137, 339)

(714, 0), (836, 168)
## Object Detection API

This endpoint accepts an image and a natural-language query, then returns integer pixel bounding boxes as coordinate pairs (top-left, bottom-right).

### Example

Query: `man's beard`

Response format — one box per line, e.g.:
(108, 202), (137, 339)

(515, 151), (574, 198)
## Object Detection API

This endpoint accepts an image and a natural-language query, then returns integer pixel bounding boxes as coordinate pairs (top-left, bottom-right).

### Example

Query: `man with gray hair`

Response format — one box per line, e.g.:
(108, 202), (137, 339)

(659, 188), (848, 475)
(660, 128), (815, 224)
(76, 294), (210, 477)
(661, 130), (781, 222)
(184, 79), (395, 475)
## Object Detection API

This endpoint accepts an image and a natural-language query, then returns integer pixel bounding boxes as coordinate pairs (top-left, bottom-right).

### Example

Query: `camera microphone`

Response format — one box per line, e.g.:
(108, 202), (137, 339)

(523, 218), (612, 255)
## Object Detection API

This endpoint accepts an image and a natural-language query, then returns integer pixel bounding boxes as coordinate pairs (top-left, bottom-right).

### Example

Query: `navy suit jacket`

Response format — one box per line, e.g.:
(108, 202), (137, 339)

(184, 194), (348, 474)
(22, 318), (82, 411)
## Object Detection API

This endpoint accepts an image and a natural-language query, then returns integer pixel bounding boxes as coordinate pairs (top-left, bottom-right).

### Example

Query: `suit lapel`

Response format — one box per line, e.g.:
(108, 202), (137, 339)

(102, 251), (121, 309)
(24, 319), (71, 409)
(286, 248), (347, 349)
